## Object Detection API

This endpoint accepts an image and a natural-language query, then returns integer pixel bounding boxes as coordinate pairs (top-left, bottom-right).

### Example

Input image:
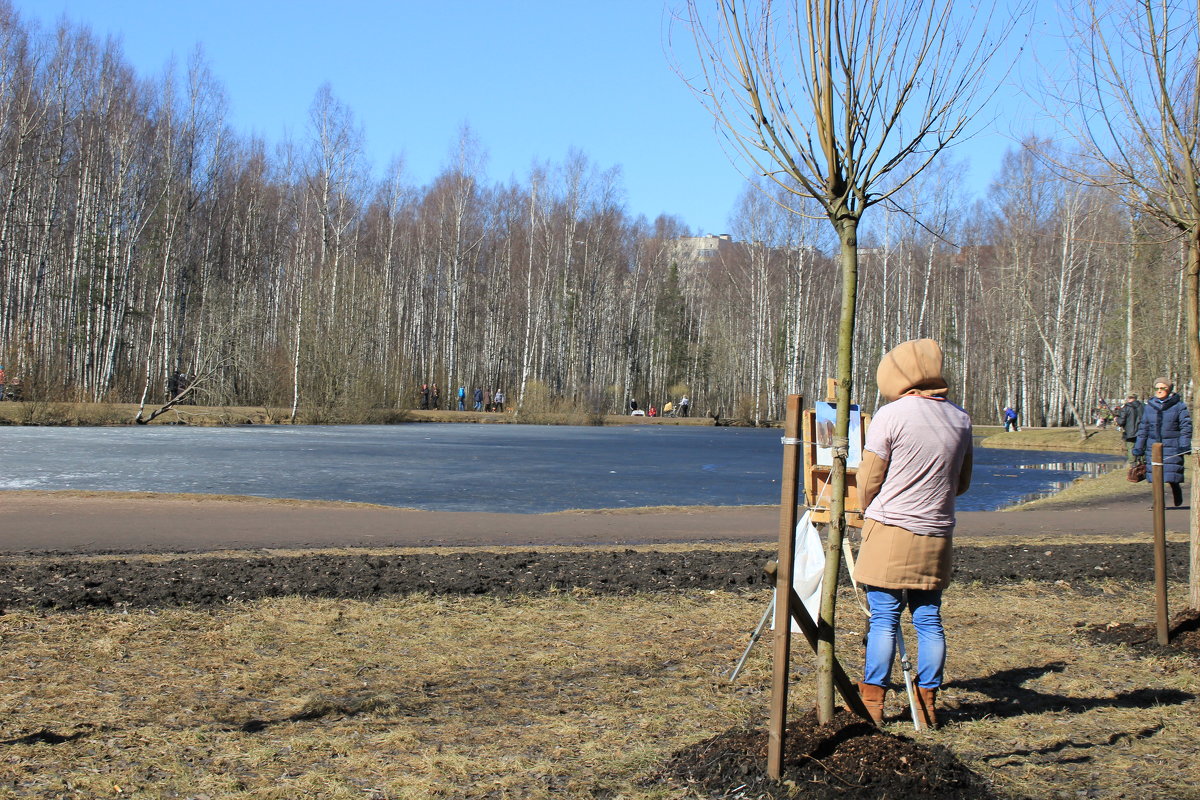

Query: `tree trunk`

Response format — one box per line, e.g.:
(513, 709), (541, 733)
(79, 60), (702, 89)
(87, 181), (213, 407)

(290, 291), (303, 423)
(816, 213), (859, 724)
(1187, 231), (1200, 610)
(1126, 212), (1135, 395)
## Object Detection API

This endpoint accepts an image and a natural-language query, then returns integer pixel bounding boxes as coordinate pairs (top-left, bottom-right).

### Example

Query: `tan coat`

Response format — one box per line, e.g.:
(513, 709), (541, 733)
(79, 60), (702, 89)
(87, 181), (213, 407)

(852, 518), (953, 590)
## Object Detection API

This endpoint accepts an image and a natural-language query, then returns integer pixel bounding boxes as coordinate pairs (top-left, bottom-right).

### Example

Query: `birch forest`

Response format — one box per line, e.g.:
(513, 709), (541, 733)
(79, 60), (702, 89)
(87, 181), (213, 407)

(0, 9), (1189, 425)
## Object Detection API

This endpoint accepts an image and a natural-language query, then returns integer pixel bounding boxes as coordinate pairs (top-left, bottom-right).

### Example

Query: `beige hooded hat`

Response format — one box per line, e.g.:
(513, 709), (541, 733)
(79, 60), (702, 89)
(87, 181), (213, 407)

(876, 339), (949, 402)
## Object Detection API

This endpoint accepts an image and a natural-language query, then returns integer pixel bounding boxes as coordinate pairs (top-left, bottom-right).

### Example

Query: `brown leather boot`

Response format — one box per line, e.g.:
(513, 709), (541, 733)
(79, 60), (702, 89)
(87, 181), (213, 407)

(915, 687), (938, 729)
(857, 682), (886, 725)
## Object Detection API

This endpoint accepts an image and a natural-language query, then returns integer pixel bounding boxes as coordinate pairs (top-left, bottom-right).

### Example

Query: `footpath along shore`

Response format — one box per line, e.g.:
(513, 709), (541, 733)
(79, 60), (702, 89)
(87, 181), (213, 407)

(0, 492), (1186, 555)
(1, 424), (1180, 555)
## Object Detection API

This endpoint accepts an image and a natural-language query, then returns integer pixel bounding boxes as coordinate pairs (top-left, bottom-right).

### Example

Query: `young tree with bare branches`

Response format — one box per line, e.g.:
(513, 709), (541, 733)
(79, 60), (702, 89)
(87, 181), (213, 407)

(675, 0), (1027, 731)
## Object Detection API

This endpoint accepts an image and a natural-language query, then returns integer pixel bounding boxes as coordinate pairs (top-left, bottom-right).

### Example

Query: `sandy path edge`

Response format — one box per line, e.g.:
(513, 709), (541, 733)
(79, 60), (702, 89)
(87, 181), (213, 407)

(1, 490), (1188, 555)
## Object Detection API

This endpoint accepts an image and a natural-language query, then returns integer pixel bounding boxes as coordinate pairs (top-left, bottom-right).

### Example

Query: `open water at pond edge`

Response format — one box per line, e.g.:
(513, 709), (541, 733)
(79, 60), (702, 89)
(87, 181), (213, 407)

(0, 424), (1120, 513)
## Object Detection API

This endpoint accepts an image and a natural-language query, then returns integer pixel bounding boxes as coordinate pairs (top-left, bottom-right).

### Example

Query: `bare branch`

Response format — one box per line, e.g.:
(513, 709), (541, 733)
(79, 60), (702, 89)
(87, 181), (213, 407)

(673, 0), (1030, 221)
(134, 358), (233, 425)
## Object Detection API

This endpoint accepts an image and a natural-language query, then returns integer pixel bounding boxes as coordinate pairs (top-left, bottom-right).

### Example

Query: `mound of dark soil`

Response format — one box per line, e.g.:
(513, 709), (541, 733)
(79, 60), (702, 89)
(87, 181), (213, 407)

(653, 709), (1004, 800)
(0, 541), (1188, 611)
(1084, 608), (1200, 658)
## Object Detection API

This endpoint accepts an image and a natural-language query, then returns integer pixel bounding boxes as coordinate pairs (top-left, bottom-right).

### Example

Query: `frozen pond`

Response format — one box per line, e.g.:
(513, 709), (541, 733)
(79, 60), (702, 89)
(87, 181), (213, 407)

(1, 424), (1120, 513)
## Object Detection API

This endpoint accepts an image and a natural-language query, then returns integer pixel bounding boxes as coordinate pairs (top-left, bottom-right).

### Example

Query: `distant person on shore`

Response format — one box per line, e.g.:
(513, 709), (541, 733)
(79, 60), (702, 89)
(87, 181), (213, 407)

(853, 339), (973, 729)
(420, 383), (430, 410)
(648, 405), (657, 418)
(630, 398), (638, 414)
(431, 384), (440, 410)
(1115, 393), (1144, 464)
(1002, 405), (1018, 432)
(457, 385), (466, 411)
(473, 387), (483, 411)
(484, 387), (492, 411)
(0, 365), (6, 401)
(679, 395), (690, 417)
(494, 389), (505, 412)
(1134, 378), (1192, 507)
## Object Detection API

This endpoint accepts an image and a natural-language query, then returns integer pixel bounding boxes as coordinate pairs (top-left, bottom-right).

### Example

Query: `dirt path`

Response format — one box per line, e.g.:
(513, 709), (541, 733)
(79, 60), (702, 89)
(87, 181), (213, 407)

(0, 489), (1186, 555)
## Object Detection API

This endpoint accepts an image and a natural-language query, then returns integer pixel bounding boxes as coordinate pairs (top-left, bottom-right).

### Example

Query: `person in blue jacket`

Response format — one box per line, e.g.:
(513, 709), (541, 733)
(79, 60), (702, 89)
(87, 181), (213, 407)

(1134, 377), (1192, 507)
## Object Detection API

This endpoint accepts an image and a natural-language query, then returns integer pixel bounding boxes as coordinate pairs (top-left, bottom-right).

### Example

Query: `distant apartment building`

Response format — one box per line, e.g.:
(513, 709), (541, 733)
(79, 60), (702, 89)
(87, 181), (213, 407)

(668, 233), (823, 271)
(670, 233), (738, 264)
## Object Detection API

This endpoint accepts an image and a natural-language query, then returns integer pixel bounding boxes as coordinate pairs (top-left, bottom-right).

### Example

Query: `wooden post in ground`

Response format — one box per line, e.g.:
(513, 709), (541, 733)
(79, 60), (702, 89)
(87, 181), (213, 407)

(1152, 442), (1170, 645)
(767, 394), (802, 780)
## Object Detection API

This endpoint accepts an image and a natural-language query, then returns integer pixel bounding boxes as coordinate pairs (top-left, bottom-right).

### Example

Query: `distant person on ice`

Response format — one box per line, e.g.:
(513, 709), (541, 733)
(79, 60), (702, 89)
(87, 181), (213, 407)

(1134, 378), (1192, 507)
(854, 339), (973, 729)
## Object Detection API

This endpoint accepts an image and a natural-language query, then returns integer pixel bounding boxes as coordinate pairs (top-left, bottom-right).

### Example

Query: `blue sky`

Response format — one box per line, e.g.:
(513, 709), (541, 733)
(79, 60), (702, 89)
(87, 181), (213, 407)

(13, 1), (1054, 236)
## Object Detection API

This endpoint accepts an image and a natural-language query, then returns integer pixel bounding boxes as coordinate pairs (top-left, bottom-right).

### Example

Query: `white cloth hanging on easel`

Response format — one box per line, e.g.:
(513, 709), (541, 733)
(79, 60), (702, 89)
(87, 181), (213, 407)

(772, 509), (824, 631)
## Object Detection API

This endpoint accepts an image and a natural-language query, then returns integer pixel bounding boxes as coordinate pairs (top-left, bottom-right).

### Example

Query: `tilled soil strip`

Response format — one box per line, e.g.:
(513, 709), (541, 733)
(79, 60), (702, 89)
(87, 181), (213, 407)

(0, 543), (1187, 611)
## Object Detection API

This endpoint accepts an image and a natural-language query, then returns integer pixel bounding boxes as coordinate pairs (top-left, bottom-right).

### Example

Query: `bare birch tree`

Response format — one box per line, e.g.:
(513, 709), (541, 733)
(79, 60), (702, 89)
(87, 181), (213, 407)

(1051, 0), (1200, 609)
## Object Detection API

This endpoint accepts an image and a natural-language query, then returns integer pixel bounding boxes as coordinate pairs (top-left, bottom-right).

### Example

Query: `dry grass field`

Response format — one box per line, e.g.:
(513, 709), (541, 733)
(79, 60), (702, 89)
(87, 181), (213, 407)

(0, 400), (715, 428)
(1002, 467), (1149, 511)
(979, 427), (1125, 455)
(1, 571), (1196, 799)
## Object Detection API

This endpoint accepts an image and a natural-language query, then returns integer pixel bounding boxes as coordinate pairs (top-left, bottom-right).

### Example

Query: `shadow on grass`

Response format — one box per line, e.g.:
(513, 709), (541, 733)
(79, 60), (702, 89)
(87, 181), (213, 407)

(945, 662), (1194, 722)
(221, 691), (423, 733)
(1, 726), (93, 746)
(978, 724), (1165, 767)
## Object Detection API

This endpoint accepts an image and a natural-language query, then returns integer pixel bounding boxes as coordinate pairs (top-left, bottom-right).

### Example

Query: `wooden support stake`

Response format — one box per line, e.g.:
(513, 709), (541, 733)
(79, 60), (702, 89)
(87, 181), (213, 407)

(767, 395), (802, 780)
(1152, 443), (1170, 645)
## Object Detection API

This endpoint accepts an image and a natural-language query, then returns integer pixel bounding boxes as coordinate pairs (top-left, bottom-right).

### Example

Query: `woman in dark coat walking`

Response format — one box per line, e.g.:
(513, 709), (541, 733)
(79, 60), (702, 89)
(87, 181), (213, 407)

(1134, 377), (1192, 506)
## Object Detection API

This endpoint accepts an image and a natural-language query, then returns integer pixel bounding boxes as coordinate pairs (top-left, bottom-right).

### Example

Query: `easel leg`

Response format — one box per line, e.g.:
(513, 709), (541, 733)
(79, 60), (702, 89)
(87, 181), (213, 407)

(896, 615), (922, 731)
(727, 594), (775, 682)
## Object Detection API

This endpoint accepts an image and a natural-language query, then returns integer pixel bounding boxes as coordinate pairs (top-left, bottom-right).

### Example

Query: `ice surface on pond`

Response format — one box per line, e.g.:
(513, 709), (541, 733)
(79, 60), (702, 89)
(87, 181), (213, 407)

(0, 424), (1119, 513)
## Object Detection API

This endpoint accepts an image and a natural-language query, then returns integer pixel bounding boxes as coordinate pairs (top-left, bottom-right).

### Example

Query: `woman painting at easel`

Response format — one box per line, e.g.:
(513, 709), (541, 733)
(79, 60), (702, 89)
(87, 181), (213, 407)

(853, 339), (973, 729)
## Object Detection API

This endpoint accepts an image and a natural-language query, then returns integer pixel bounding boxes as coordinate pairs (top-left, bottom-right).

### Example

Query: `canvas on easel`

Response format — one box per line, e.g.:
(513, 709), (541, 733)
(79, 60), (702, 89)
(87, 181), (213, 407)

(813, 401), (863, 467)
(803, 394), (869, 528)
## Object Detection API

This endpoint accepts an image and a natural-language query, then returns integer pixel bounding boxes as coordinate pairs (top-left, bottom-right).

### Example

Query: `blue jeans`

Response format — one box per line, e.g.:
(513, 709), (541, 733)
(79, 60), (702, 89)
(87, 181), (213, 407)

(863, 587), (945, 689)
